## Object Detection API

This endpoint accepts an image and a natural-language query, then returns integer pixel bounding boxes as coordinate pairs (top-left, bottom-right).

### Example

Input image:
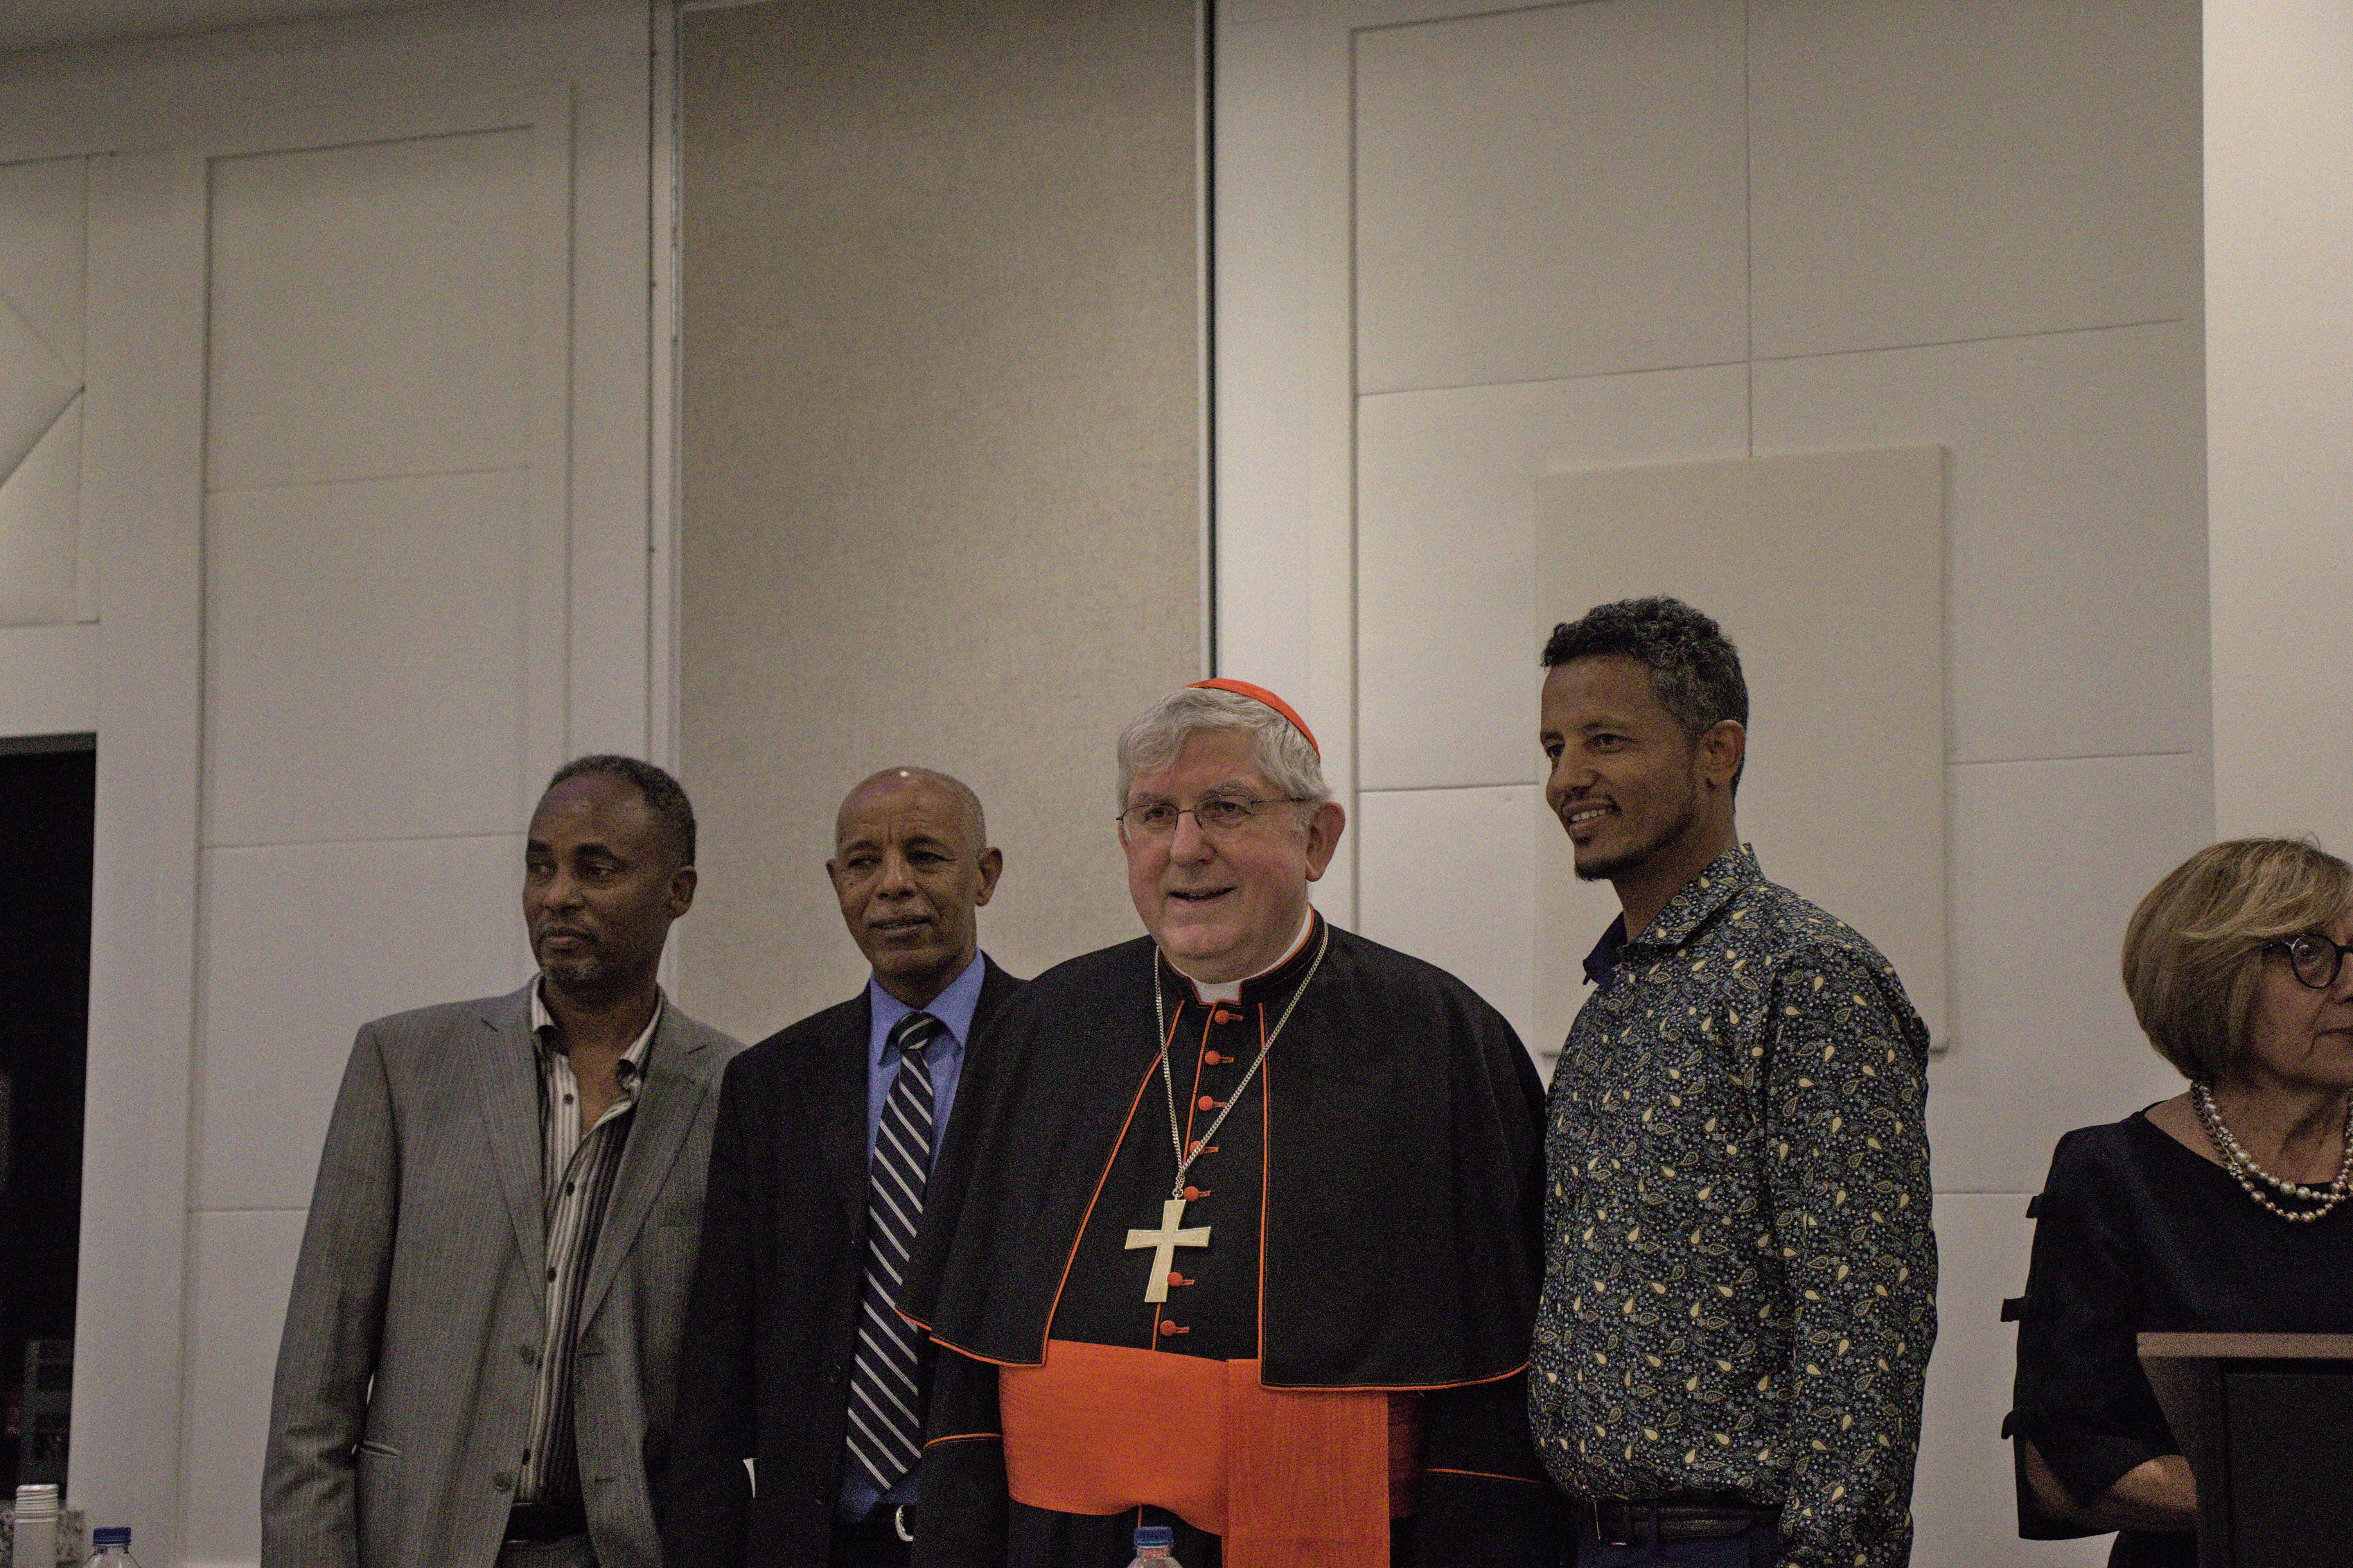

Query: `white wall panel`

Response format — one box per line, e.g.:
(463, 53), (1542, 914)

(180, 1208), (306, 1568)
(0, 393), (82, 625)
(1749, 0), (2199, 359)
(203, 469), (534, 847)
(0, 154), (87, 373)
(1536, 449), (1949, 1042)
(1931, 755), (2208, 1195)
(1353, 0), (1746, 393)
(194, 834), (529, 1210)
(1914, 1194), (2113, 1568)
(205, 126), (533, 493)
(1357, 366), (1748, 792)
(1755, 323), (2208, 766)
(1355, 784), (1538, 1053)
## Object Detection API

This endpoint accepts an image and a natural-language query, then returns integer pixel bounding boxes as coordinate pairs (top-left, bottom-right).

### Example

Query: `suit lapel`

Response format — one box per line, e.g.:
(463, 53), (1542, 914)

(575, 1005), (715, 1331)
(469, 985), (548, 1327)
(806, 992), (875, 1234)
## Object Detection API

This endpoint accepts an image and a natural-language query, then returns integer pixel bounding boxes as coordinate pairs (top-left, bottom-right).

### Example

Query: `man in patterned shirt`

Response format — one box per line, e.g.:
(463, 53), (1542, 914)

(1528, 597), (1935, 1568)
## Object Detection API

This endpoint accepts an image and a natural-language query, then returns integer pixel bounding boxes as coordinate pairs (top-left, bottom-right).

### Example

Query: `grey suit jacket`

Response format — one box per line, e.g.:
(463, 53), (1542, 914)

(261, 982), (741, 1568)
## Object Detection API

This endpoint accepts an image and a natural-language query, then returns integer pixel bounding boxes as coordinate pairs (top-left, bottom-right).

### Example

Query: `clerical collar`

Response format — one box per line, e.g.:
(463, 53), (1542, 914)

(1170, 906), (1318, 1005)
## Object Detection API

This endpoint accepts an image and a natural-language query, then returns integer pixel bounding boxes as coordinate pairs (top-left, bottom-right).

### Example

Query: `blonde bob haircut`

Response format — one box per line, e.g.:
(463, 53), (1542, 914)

(2121, 836), (2353, 1083)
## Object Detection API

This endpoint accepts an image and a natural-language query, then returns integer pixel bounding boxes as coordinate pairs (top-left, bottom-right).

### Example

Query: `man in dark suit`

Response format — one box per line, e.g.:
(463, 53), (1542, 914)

(662, 768), (1020, 1568)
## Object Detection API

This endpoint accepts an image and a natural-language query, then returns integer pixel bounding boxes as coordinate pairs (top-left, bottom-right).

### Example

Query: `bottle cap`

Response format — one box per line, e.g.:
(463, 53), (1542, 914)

(1133, 1525), (1175, 1548)
(95, 1527), (133, 1547)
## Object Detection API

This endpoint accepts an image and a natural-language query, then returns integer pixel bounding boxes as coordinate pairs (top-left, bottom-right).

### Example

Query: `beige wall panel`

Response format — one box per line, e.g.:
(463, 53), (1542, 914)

(0, 394), (81, 625)
(0, 154), (86, 373)
(193, 834), (530, 1210)
(180, 1208), (306, 1568)
(1749, 0), (2199, 359)
(204, 470), (533, 847)
(1534, 449), (1949, 1043)
(678, 1), (1203, 1041)
(1358, 367), (1749, 793)
(1356, 784), (1539, 1055)
(1913, 1194), (2112, 1568)
(1755, 323), (2208, 766)
(1930, 754), (2209, 1195)
(205, 127), (533, 493)
(1353, 0), (1748, 394)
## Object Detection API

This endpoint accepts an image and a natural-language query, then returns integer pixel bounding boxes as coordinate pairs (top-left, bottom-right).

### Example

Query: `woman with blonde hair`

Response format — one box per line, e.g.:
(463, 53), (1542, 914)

(2008, 835), (2353, 1567)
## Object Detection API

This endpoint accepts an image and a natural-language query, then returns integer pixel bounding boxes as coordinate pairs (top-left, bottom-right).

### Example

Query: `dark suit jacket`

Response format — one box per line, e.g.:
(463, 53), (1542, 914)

(659, 956), (1022, 1566)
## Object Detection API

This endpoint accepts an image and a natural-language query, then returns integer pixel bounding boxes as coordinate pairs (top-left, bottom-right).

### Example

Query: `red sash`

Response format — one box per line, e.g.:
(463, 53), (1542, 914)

(997, 1338), (1418, 1568)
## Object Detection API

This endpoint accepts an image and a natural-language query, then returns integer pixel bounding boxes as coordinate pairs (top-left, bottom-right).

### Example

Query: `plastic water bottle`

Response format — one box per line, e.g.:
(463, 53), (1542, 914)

(83, 1528), (139, 1568)
(11, 1485), (59, 1568)
(1126, 1523), (1178, 1567)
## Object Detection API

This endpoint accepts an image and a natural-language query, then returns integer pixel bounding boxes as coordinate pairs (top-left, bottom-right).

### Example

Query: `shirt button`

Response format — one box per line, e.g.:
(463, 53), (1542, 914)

(1204, 1050), (1224, 1066)
(1182, 1185), (1204, 1202)
(1168, 1272), (1185, 1289)
(492, 1471), (515, 1492)
(518, 1343), (539, 1366)
(1196, 1095), (1216, 1112)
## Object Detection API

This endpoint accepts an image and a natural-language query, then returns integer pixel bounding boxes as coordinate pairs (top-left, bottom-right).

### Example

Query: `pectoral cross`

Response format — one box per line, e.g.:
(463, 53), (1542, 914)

(1125, 1197), (1211, 1304)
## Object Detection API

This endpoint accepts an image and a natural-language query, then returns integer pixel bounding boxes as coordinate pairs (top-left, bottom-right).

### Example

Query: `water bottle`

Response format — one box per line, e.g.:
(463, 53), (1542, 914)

(83, 1528), (138, 1568)
(1126, 1522), (1178, 1567)
(10, 1485), (59, 1568)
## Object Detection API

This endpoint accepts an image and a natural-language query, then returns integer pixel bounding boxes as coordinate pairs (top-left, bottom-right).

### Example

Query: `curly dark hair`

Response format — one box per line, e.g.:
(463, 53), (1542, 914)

(544, 754), (697, 868)
(1541, 596), (1748, 786)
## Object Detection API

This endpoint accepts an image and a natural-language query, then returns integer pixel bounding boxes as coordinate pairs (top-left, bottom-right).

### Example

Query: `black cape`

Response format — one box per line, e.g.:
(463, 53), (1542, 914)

(899, 917), (1565, 1566)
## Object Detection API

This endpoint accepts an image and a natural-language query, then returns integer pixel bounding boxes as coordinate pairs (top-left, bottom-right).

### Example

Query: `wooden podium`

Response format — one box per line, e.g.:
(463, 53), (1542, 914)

(2139, 1333), (2353, 1568)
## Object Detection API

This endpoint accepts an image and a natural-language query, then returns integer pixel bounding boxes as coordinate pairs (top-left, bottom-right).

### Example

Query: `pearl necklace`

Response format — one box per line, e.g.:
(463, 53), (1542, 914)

(2190, 1082), (2353, 1224)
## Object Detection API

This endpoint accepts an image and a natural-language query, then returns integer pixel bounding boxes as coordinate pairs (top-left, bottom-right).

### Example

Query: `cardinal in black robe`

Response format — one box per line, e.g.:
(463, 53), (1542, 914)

(896, 680), (1564, 1568)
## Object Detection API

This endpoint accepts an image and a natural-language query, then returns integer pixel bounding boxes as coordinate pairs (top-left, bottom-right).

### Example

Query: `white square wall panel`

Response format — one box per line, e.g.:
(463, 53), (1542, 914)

(1910, 1195), (2113, 1568)
(182, 1209), (307, 1568)
(204, 468), (542, 847)
(1755, 323), (2206, 765)
(1534, 449), (1948, 1044)
(205, 127), (535, 492)
(1749, 0), (2199, 358)
(1357, 366), (1749, 793)
(1355, 784), (1539, 1057)
(1353, 0), (1747, 393)
(194, 834), (533, 1211)
(1930, 754), (2209, 1195)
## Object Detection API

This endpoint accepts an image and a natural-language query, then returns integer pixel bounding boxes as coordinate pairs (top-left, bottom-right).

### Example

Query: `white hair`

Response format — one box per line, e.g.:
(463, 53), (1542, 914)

(1115, 687), (1329, 809)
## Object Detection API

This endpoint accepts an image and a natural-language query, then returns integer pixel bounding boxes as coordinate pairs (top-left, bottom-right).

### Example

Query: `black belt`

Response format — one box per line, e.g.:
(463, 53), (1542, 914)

(1591, 1494), (1780, 1547)
(503, 1498), (589, 1544)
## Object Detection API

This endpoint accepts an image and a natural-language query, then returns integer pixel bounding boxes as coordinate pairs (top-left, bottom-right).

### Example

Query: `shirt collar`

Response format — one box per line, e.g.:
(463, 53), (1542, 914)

(868, 950), (988, 1064)
(1619, 841), (1764, 956)
(531, 975), (661, 1085)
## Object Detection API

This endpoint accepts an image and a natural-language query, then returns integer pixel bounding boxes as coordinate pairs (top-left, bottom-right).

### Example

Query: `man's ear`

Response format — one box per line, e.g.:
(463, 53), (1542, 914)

(668, 864), (699, 916)
(1302, 800), (1347, 881)
(974, 846), (1005, 906)
(1699, 719), (1745, 790)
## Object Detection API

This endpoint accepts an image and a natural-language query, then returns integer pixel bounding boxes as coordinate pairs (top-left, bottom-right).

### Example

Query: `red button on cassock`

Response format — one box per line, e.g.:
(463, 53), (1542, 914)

(1204, 1049), (1224, 1066)
(1182, 1185), (1203, 1202)
(1158, 1319), (1182, 1337)
(1196, 1094), (1216, 1112)
(1212, 1007), (1241, 1024)
(1167, 1271), (1186, 1289)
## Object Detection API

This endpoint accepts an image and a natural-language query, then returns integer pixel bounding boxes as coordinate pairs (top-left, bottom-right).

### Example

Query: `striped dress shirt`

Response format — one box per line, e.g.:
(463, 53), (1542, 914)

(517, 979), (660, 1504)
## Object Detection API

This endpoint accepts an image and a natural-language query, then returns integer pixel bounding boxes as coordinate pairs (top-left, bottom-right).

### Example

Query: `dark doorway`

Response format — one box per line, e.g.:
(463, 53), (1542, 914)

(0, 736), (94, 1494)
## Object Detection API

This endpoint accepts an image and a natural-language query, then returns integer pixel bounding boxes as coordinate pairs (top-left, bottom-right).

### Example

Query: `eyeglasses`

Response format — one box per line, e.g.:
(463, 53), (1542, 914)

(2267, 931), (2353, 990)
(1115, 795), (1311, 838)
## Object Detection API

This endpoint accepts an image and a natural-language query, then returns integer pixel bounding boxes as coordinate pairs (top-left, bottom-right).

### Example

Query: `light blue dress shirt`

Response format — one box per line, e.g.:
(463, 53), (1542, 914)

(841, 950), (986, 1523)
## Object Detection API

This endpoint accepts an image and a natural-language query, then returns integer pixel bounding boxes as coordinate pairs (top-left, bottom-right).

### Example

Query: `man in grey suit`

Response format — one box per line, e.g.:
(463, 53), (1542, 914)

(263, 756), (741, 1568)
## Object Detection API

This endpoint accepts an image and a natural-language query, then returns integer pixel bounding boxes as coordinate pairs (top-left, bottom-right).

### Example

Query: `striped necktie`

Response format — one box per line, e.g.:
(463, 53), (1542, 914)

(846, 1009), (940, 1496)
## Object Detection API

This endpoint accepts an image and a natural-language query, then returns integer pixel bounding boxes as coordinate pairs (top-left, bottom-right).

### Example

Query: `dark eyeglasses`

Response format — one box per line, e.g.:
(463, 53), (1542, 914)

(2267, 931), (2353, 990)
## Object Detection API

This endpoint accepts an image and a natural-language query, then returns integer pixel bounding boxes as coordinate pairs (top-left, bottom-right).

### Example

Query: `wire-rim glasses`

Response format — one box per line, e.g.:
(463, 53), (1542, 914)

(1115, 795), (1312, 838)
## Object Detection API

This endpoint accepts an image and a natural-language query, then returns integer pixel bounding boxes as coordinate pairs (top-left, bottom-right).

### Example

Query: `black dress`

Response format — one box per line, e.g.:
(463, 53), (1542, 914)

(2008, 1109), (2353, 1568)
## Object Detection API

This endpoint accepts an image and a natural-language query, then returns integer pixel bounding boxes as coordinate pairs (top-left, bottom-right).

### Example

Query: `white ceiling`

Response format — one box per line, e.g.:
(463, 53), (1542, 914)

(0, 0), (453, 54)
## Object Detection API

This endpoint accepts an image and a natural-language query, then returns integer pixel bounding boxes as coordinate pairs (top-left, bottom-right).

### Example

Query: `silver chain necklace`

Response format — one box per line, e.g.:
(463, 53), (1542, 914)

(2191, 1081), (2353, 1224)
(1151, 923), (1329, 1202)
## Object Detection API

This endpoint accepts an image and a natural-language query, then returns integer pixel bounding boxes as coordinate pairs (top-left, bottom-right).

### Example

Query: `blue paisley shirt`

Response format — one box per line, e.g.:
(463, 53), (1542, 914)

(1530, 844), (1936, 1568)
